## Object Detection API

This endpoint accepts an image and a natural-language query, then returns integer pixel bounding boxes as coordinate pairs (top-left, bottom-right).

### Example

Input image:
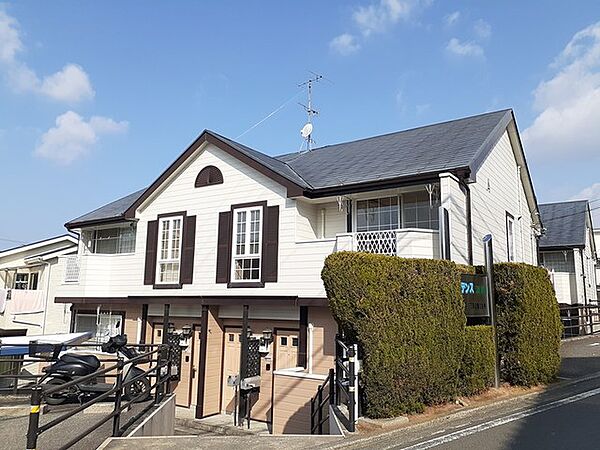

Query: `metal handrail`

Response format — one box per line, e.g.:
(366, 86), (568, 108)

(25, 343), (172, 450)
(310, 368), (335, 434)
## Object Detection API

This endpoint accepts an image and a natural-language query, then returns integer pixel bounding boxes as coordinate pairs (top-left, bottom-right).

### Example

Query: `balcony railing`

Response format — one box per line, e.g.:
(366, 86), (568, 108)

(336, 228), (440, 259)
(355, 230), (397, 255)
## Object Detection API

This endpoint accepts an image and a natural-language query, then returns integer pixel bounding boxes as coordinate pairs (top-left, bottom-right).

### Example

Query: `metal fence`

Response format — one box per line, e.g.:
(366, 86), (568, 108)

(0, 341), (173, 450)
(560, 304), (600, 338)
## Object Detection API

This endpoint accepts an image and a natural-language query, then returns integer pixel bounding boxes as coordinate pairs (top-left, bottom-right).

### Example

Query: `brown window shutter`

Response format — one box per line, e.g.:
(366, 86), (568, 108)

(144, 220), (159, 285)
(180, 215), (196, 284)
(262, 205), (279, 283)
(216, 211), (232, 283)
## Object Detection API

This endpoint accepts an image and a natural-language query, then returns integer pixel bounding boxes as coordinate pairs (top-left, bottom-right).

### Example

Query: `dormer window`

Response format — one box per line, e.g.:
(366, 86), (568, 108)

(195, 165), (223, 187)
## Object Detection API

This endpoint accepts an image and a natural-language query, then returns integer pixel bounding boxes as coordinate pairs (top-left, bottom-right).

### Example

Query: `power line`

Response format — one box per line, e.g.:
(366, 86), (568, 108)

(236, 89), (304, 139)
(0, 237), (26, 244)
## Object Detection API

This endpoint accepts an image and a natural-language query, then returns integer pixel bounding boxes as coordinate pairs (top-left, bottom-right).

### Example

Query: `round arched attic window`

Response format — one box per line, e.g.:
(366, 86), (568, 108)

(195, 165), (223, 187)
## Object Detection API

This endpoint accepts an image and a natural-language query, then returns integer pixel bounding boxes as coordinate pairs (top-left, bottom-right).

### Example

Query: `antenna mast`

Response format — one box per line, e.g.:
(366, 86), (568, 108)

(299, 73), (323, 151)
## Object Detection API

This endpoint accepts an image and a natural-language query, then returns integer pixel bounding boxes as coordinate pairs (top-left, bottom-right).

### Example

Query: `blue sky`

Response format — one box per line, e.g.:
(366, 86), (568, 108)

(1, 1), (600, 249)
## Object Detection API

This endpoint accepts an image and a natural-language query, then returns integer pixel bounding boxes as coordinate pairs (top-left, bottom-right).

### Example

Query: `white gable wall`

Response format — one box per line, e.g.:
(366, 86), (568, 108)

(470, 131), (536, 266)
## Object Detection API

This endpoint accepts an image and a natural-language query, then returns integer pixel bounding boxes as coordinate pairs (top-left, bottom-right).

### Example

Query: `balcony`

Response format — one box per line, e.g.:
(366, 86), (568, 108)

(335, 229), (440, 259)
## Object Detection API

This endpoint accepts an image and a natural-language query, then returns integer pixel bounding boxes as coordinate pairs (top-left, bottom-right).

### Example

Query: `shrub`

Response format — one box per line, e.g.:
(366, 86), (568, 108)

(458, 325), (495, 396)
(494, 263), (562, 386)
(321, 252), (466, 418)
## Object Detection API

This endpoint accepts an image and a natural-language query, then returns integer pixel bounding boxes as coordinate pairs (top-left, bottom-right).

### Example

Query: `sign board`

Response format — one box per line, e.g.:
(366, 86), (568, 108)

(461, 274), (489, 318)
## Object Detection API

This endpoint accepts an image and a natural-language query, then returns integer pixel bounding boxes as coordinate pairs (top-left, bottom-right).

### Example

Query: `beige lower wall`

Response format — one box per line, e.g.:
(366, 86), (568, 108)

(127, 393), (176, 437)
(272, 371), (326, 434)
(309, 306), (336, 375)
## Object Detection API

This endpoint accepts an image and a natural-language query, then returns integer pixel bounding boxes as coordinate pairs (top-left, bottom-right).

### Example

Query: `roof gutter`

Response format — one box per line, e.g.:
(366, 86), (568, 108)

(302, 169), (468, 199)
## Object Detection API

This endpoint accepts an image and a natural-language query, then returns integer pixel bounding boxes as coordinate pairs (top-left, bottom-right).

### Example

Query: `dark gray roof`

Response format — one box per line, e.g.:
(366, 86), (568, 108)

(67, 109), (518, 228)
(209, 131), (310, 189)
(276, 109), (512, 189)
(66, 188), (146, 228)
(539, 200), (589, 249)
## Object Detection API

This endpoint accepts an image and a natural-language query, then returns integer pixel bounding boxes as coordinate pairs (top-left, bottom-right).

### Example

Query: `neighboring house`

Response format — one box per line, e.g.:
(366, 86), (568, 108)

(0, 235), (78, 337)
(596, 228), (600, 299)
(54, 108), (541, 433)
(539, 200), (598, 306)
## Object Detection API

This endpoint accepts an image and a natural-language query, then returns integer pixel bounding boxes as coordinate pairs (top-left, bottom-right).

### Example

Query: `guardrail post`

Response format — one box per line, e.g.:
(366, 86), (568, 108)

(310, 393), (315, 434)
(155, 346), (164, 404)
(26, 386), (42, 449)
(112, 359), (124, 437)
(328, 368), (335, 405)
(348, 345), (356, 432)
(317, 387), (323, 434)
(166, 344), (172, 394)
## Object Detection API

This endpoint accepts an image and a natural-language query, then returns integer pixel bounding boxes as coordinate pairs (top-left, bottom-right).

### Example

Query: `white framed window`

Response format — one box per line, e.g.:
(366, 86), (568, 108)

(156, 216), (183, 284)
(356, 196), (400, 232)
(506, 213), (515, 262)
(74, 312), (123, 344)
(14, 273), (29, 290)
(403, 191), (440, 230)
(231, 206), (262, 281)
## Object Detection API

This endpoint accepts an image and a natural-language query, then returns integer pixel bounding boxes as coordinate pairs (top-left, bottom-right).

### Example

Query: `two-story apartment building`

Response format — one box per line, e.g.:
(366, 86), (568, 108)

(539, 200), (597, 306)
(54, 109), (541, 433)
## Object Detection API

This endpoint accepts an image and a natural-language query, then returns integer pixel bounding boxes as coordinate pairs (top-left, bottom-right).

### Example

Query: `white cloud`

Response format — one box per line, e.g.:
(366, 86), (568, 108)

(571, 183), (600, 224)
(523, 22), (600, 161)
(0, 8), (94, 102)
(473, 19), (492, 39)
(0, 7), (22, 63)
(444, 11), (460, 27)
(38, 64), (94, 102)
(34, 111), (128, 164)
(353, 0), (431, 36)
(446, 38), (484, 58)
(329, 33), (361, 55)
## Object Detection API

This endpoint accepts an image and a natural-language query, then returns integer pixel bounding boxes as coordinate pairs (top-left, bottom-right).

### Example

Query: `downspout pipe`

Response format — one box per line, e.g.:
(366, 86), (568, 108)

(459, 179), (474, 265)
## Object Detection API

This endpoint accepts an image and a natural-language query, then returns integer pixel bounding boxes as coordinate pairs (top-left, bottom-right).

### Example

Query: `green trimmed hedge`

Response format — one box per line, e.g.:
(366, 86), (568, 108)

(322, 252), (466, 418)
(494, 263), (562, 386)
(458, 325), (495, 396)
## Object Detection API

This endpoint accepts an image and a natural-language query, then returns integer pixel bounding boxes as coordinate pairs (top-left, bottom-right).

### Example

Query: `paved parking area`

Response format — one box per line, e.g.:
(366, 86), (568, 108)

(0, 400), (153, 450)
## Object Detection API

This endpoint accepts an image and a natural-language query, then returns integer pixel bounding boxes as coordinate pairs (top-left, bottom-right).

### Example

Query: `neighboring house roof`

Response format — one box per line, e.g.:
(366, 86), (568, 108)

(66, 188), (147, 229)
(539, 200), (590, 249)
(66, 108), (536, 229)
(0, 234), (78, 260)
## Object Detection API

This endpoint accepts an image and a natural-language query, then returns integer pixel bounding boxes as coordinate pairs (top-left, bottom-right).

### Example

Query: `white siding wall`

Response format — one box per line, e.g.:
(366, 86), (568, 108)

(439, 173), (469, 265)
(295, 200), (319, 241)
(583, 228), (597, 302)
(469, 131), (536, 266)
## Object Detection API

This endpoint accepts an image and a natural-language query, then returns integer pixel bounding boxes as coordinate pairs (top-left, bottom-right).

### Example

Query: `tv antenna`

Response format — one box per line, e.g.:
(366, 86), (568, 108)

(298, 73), (324, 151)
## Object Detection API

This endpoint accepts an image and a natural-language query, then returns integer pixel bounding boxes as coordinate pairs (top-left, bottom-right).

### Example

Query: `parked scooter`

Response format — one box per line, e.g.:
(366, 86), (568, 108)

(39, 334), (151, 405)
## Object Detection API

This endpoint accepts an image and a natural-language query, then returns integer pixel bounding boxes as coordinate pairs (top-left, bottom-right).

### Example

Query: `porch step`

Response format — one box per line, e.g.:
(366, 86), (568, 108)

(174, 417), (257, 436)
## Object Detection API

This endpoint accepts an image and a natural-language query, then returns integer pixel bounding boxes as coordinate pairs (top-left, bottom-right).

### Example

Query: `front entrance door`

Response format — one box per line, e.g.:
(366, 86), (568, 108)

(275, 330), (299, 370)
(152, 322), (198, 408)
(221, 328), (241, 414)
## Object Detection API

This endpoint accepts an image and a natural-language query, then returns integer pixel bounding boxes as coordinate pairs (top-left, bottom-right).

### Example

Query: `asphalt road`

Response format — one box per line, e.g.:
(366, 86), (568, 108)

(340, 335), (600, 450)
